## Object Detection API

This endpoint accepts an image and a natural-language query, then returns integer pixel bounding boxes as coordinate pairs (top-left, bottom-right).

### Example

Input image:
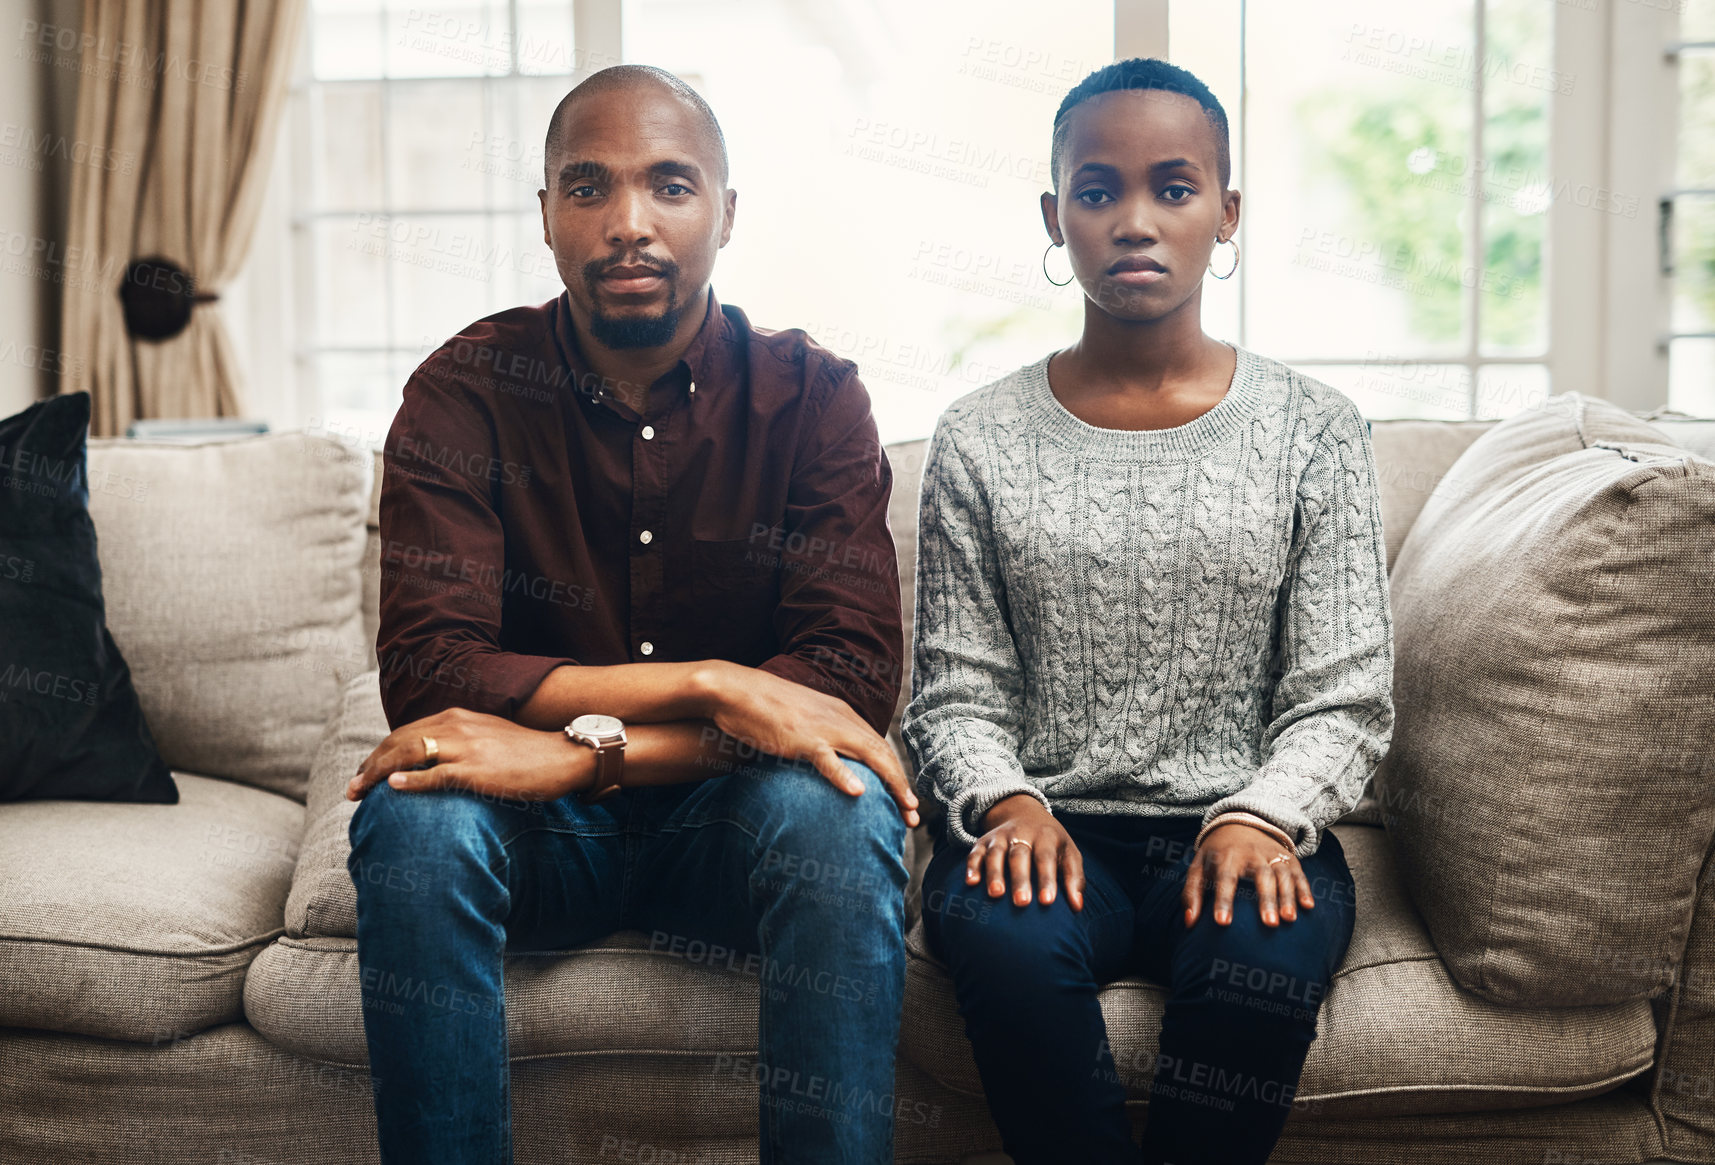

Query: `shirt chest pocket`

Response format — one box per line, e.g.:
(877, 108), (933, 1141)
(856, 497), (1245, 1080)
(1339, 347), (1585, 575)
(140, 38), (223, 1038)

(688, 536), (781, 663)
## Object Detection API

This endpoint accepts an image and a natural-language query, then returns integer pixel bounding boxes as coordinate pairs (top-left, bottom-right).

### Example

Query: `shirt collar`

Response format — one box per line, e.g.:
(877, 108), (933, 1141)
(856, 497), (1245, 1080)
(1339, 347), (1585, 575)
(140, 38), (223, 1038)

(551, 283), (732, 417)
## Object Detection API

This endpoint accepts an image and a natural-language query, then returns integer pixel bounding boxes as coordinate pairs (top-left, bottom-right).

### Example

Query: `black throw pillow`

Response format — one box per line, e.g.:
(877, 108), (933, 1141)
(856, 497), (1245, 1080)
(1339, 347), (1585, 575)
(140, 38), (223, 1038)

(0, 391), (176, 802)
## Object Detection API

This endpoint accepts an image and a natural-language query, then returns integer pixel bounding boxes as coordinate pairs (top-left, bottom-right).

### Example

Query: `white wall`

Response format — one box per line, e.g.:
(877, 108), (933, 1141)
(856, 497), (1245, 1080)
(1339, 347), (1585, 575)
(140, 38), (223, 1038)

(0, 0), (83, 420)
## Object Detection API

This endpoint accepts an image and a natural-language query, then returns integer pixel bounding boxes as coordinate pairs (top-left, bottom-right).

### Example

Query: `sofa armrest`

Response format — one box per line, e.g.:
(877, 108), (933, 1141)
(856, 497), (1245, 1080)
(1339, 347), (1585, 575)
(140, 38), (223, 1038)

(1647, 831), (1715, 1158)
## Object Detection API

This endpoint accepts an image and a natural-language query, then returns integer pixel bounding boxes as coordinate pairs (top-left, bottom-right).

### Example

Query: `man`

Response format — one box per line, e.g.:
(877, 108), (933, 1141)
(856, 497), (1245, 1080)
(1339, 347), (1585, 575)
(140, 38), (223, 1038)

(344, 64), (916, 1165)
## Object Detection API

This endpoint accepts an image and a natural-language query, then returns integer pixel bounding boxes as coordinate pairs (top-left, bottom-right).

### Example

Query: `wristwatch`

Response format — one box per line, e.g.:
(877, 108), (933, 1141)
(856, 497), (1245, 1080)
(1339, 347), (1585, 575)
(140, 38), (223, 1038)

(564, 713), (627, 804)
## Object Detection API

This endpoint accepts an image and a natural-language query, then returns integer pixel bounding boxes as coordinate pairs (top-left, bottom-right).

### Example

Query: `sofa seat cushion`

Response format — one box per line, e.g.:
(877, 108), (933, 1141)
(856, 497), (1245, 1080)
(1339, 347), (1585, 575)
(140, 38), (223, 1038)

(0, 773), (303, 1042)
(900, 825), (1658, 1119)
(245, 929), (760, 1065)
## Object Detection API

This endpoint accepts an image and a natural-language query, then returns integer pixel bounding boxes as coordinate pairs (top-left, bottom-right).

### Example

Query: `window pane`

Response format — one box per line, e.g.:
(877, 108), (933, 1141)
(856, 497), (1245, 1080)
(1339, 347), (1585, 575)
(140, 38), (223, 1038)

(1672, 196), (1715, 334)
(1292, 363), (1472, 419)
(315, 220), (389, 346)
(1669, 337), (1715, 417)
(1478, 0), (1550, 356)
(516, 1), (579, 76)
(385, 215), (506, 345)
(313, 352), (395, 416)
(1169, 0), (1243, 344)
(310, 404), (393, 453)
(1475, 363), (1549, 419)
(313, 84), (383, 211)
(1680, 50), (1715, 189)
(629, 0), (1110, 443)
(478, 76), (569, 207)
(384, 0), (508, 78)
(387, 82), (491, 210)
(500, 212), (564, 307)
(312, 1), (383, 80)
(1245, 0), (1474, 360)
(1685, 0), (1715, 43)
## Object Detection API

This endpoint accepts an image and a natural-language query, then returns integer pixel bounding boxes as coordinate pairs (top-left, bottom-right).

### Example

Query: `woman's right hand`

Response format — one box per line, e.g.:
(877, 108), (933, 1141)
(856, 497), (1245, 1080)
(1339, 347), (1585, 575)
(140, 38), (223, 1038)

(969, 793), (1085, 910)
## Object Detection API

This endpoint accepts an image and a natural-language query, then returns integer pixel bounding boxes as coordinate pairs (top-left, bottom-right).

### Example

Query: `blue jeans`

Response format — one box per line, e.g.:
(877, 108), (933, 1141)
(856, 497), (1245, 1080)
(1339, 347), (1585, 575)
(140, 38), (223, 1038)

(922, 811), (1355, 1165)
(347, 754), (908, 1165)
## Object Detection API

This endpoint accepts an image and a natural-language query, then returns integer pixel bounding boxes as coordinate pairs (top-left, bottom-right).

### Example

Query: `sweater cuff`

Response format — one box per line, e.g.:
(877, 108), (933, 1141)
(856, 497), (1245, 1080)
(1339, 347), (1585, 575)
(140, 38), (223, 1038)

(944, 781), (1051, 848)
(1200, 791), (1317, 858)
(1196, 811), (1296, 853)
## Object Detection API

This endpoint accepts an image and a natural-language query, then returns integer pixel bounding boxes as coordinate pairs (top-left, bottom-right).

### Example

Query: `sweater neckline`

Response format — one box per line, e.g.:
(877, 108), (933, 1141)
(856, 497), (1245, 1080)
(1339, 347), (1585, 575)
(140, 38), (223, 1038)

(1020, 341), (1264, 460)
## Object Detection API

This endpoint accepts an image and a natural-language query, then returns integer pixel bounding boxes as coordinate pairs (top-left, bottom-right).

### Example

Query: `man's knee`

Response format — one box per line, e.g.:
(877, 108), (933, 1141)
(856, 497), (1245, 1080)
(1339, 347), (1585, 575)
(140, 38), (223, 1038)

(748, 758), (908, 921)
(760, 757), (906, 851)
(347, 783), (504, 892)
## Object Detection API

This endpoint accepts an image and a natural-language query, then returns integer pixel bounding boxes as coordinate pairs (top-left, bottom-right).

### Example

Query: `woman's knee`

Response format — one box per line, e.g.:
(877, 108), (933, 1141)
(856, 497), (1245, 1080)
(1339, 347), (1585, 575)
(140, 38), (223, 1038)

(924, 848), (1096, 995)
(1175, 905), (1345, 1028)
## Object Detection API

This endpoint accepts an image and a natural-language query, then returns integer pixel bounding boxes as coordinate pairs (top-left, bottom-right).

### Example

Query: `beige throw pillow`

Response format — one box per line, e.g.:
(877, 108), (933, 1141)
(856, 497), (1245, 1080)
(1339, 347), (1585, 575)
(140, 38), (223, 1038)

(1374, 393), (1715, 1008)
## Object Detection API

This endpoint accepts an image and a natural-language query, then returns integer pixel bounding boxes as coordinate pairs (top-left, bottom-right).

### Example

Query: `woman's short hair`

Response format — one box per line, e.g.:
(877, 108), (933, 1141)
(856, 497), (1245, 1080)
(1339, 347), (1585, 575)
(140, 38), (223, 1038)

(1051, 56), (1231, 192)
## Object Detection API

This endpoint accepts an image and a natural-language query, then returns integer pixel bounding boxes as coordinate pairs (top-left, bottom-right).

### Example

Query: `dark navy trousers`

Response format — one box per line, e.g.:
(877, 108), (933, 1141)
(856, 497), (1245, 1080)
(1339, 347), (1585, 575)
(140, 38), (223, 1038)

(922, 811), (1356, 1165)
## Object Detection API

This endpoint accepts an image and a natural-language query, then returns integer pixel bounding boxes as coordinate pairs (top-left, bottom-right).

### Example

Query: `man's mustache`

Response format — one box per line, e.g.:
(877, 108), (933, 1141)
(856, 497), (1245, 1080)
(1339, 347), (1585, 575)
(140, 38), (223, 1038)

(582, 255), (678, 283)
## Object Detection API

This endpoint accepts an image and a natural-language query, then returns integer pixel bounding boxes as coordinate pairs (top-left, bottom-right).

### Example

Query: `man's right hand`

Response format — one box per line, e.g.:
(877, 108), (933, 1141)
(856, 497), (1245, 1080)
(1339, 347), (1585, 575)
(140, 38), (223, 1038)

(969, 793), (1085, 910)
(692, 661), (920, 827)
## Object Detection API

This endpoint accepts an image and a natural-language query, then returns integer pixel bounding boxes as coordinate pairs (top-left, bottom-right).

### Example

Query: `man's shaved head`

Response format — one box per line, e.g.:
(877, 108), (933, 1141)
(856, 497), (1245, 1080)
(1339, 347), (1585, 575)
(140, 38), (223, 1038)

(543, 64), (729, 189)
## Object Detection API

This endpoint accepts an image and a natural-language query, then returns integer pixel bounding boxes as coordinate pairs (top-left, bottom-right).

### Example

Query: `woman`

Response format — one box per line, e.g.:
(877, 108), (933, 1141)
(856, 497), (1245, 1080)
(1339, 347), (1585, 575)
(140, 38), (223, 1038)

(902, 58), (1394, 1165)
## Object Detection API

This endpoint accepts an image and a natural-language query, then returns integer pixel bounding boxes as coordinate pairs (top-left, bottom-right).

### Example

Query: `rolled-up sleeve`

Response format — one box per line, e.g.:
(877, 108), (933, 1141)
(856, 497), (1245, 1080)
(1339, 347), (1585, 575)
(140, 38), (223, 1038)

(754, 365), (905, 737)
(1200, 400), (1396, 858)
(375, 371), (578, 729)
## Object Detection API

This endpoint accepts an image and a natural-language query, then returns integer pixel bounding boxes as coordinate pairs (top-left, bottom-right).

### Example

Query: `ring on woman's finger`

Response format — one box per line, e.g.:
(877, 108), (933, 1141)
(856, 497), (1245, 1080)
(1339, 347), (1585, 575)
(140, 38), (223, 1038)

(1008, 838), (1032, 851)
(1267, 852), (1291, 865)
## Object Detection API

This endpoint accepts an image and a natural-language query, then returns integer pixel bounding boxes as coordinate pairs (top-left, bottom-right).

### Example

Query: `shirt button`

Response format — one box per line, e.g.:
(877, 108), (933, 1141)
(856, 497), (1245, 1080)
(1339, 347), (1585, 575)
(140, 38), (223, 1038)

(639, 529), (653, 545)
(688, 381), (696, 394)
(641, 425), (655, 440)
(640, 641), (654, 656)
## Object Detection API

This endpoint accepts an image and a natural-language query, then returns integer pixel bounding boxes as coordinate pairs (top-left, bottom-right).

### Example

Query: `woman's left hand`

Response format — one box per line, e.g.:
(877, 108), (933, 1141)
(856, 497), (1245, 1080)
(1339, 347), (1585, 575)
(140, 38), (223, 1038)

(1182, 822), (1315, 928)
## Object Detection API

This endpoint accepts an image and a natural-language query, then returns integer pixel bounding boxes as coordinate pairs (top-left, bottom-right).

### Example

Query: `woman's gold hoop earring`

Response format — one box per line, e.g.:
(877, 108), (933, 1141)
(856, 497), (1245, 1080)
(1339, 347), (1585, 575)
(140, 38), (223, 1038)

(1042, 241), (1075, 288)
(1209, 236), (1240, 280)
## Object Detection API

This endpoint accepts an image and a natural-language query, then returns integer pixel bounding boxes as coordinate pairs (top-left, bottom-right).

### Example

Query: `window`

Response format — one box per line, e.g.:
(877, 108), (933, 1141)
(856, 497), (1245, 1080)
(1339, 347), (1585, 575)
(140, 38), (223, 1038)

(1168, 0), (1582, 420)
(248, 0), (1677, 443)
(286, 0), (595, 445)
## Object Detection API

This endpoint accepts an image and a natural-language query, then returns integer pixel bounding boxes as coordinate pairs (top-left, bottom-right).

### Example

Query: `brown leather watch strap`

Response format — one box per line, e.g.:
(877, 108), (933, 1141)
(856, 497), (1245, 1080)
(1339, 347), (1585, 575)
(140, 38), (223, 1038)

(579, 741), (625, 805)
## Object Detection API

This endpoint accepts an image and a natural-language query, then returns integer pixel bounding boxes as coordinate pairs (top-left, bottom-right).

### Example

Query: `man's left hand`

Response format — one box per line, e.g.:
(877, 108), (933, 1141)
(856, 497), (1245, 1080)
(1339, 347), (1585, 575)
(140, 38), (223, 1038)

(346, 707), (590, 802)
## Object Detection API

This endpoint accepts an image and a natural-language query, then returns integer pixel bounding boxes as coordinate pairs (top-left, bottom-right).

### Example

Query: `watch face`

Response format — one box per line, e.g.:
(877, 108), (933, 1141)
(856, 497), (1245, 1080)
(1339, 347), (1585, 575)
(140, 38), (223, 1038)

(571, 713), (624, 739)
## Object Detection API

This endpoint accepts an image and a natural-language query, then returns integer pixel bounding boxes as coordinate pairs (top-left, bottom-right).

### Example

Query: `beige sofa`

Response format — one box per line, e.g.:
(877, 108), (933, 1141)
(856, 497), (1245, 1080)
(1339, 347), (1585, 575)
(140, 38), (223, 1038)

(4, 405), (1715, 1164)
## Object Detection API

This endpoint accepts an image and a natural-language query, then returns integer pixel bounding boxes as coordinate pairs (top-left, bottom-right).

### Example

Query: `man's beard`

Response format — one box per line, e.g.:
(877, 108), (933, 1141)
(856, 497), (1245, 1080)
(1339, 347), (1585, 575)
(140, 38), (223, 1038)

(583, 256), (683, 349)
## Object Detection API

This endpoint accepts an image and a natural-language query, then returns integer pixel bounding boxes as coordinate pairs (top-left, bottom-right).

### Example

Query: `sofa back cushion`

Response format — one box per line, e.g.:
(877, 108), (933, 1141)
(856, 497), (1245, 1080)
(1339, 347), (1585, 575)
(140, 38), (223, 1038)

(1374, 392), (1715, 1007)
(86, 433), (373, 802)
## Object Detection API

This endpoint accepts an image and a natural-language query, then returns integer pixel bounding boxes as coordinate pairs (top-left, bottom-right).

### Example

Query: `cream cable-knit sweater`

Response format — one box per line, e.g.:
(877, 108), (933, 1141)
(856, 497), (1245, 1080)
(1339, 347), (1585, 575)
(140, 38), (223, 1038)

(901, 343), (1395, 856)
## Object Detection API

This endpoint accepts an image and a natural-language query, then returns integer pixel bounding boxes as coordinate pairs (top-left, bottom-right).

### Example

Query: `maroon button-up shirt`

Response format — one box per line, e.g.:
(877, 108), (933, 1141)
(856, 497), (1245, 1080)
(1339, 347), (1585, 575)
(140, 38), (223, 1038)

(375, 287), (904, 737)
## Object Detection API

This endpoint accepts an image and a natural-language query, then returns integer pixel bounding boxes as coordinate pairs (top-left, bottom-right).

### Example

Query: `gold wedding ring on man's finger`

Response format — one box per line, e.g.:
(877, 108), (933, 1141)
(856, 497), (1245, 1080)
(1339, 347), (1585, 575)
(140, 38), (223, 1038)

(421, 735), (439, 766)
